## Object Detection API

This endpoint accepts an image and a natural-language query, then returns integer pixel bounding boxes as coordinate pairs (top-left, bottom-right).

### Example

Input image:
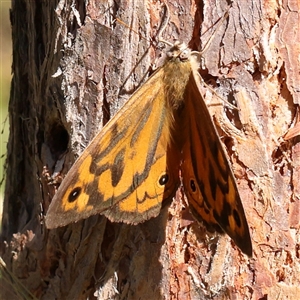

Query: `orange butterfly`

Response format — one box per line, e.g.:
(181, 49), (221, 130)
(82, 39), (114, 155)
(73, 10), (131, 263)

(45, 41), (252, 256)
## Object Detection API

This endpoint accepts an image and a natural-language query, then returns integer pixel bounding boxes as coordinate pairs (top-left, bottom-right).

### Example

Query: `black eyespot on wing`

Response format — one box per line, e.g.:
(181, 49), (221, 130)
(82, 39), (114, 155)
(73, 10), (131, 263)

(68, 187), (82, 203)
(190, 179), (196, 192)
(159, 173), (169, 186)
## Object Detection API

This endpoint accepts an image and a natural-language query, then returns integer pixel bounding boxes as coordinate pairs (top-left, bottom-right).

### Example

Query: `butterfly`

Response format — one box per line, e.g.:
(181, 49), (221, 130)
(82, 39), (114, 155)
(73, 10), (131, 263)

(45, 41), (252, 256)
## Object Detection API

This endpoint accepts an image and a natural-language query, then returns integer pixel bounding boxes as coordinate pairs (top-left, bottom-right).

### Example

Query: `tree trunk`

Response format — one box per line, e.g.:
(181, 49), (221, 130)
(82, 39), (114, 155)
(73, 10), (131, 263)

(1, 0), (299, 299)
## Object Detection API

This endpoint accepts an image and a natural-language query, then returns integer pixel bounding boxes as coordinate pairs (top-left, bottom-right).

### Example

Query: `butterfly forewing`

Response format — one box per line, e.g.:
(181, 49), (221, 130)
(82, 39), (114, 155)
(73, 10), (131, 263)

(45, 69), (180, 228)
(180, 69), (252, 256)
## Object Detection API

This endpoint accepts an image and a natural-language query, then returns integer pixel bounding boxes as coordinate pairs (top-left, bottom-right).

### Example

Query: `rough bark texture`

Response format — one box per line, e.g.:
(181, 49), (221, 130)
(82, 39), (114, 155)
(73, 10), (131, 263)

(1, 0), (299, 299)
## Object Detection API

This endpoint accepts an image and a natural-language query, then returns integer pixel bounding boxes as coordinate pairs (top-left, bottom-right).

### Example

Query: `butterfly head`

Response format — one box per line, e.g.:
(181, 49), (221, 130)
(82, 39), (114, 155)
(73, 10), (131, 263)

(166, 41), (191, 62)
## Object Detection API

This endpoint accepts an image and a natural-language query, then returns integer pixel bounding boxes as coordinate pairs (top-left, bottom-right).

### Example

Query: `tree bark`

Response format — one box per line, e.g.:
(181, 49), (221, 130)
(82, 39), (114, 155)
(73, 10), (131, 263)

(1, 0), (299, 299)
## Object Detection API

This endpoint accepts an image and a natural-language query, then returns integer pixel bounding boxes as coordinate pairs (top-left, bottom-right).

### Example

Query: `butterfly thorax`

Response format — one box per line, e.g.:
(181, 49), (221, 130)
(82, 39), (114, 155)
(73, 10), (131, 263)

(162, 42), (199, 145)
(163, 42), (194, 110)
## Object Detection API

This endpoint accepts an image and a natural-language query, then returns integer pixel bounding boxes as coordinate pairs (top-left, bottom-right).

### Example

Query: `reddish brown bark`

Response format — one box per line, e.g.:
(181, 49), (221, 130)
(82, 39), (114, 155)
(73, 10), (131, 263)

(1, 0), (299, 299)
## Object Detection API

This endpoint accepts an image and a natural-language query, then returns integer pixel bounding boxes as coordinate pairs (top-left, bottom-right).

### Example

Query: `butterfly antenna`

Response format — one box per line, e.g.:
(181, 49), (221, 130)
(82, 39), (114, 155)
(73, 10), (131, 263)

(114, 18), (150, 43)
(195, 74), (239, 111)
(114, 1), (172, 48)
(155, 2), (173, 46)
(200, 8), (230, 55)
(112, 17), (156, 94)
(196, 6), (238, 111)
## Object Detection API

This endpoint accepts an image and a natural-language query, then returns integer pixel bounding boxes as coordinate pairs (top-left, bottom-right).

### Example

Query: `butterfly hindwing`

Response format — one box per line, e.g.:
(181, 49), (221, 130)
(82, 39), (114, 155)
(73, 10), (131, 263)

(180, 67), (252, 256)
(45, 69), (180, 228)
